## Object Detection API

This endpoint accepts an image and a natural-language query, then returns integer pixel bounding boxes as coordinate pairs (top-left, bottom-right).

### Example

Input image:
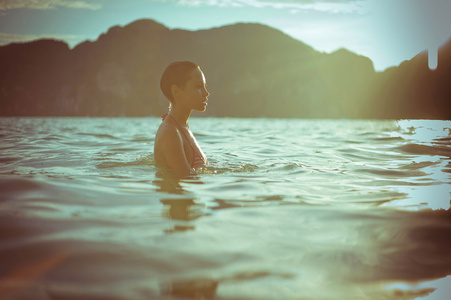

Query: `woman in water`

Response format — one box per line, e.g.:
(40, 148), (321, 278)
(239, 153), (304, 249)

(154, 61), (210, 176)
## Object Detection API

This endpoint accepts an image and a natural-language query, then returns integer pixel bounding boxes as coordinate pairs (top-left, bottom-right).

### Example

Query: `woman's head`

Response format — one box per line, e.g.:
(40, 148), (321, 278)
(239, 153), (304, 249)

(160, 61), (200, 103)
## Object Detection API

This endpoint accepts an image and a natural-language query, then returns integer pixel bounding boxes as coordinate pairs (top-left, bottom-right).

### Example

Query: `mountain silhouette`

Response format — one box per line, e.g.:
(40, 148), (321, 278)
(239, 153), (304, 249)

(0, 19), (450, 119)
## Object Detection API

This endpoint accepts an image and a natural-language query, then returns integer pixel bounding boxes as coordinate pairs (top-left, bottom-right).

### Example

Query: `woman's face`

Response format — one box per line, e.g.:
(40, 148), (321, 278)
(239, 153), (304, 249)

(176, 68), (210, 112)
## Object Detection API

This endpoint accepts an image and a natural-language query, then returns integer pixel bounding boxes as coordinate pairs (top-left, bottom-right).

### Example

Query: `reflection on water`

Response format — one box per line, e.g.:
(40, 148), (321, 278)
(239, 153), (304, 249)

(386, 275), (451, 300)
(0, 252), (69, 299)
(161, 277), (219, 299)
(161, 198), (208, 221)
(0, 117), (450, 299)
(153, 174), (186, 194)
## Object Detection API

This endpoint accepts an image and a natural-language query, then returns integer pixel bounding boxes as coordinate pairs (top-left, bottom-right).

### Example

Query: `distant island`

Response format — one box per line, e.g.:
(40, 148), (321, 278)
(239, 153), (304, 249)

(0, 19), (450, 119)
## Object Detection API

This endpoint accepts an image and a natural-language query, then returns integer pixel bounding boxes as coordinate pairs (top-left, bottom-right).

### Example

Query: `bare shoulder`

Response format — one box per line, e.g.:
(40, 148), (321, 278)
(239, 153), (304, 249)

(155, 121), (180, 168)
(154, 119), (192, 175)
(155, 120), (182, 149)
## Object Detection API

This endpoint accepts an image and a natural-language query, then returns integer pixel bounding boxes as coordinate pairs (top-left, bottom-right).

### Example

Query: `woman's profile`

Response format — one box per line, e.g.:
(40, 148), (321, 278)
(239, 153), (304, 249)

(154, 61), (210, 176)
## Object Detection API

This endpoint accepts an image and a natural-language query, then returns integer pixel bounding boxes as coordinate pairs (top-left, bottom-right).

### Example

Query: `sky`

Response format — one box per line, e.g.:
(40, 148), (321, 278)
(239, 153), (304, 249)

(0, 0), (450, 71)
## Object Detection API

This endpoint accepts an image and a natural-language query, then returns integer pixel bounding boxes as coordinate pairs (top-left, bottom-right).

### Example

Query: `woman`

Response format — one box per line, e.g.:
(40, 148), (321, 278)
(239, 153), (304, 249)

(154, 61), (210, 176)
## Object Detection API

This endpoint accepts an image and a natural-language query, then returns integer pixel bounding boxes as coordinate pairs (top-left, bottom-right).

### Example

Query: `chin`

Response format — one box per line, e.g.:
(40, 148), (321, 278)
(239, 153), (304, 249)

(196, 105), (207, 112)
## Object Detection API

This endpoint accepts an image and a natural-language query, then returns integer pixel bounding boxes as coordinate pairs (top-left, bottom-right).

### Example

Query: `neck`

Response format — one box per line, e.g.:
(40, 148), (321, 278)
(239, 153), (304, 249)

(169, 105), (192, 128)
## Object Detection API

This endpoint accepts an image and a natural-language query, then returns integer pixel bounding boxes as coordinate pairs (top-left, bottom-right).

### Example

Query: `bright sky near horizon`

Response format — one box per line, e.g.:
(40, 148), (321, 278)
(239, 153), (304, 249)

(0, 0), (450, 71)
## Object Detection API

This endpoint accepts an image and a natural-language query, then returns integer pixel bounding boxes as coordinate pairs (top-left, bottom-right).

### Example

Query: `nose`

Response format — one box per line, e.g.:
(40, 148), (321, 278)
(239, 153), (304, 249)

(203, 87), (210, 98)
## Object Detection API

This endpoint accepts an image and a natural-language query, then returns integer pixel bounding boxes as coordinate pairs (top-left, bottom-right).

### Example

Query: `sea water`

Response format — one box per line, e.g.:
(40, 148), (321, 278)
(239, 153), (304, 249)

(0, 117), (450, 300)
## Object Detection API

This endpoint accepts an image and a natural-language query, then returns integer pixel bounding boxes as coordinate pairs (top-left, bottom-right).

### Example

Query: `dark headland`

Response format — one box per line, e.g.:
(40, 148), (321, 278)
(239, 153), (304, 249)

(0, 19), (450, 119)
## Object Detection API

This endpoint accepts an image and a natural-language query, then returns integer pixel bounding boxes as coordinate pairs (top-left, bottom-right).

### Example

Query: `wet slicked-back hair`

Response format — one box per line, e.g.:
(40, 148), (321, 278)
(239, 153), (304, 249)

(160, 61), (200, 102)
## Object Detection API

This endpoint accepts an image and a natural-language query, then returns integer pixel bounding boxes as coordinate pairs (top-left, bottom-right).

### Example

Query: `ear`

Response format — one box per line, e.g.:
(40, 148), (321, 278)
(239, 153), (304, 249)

(170, 84), (181, 101)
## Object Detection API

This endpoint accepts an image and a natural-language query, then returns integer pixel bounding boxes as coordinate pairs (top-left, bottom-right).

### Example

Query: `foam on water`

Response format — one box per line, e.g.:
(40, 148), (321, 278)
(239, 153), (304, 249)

(0, 117), (450, 299)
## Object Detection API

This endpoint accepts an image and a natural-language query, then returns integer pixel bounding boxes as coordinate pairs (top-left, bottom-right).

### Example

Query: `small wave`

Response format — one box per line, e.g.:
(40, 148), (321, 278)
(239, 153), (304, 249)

(435, 136), (451, 145)
(372, 136), (405, 142)
(0, 156), (22, 164)
(197, 162), (260, 175)
(96, 154), (155, 169)
(224, 163), (260, 173)
(271, 163), (305, 172)
(400, 161), (440, 170)
(77, 133), (118, 139)
(343, 139), (363, 144)
(106, 147), (141, 152)
(42, 134), (67, 141)
(355, 168), (427, 178)
(397, 144), (451, 157)
(0, 178), (45, 195)
(443, 162), (451, 174)
(130, 137), (153, 142)
(213, 196), (284, 210)
(339, 148), (403, 162)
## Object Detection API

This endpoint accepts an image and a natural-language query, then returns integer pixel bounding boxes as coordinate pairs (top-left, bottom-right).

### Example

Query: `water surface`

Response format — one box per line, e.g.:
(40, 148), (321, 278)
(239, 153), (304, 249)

(0, 117), (450, 299)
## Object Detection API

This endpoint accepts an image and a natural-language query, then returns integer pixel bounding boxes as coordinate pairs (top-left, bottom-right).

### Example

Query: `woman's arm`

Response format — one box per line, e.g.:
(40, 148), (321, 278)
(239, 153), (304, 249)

(160, 126), (193, 177)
